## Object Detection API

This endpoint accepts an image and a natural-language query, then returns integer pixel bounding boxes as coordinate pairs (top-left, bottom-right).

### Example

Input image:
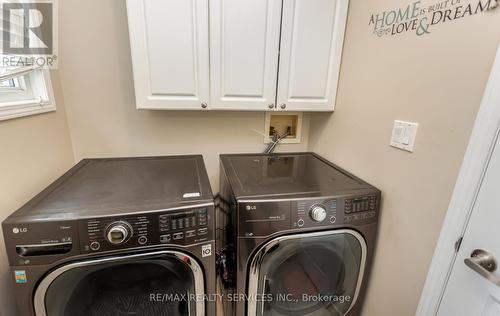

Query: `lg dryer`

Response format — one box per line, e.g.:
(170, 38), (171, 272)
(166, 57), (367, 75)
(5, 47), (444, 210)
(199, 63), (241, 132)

(218, 153), (381, 316)
(3, 156), (215, 316)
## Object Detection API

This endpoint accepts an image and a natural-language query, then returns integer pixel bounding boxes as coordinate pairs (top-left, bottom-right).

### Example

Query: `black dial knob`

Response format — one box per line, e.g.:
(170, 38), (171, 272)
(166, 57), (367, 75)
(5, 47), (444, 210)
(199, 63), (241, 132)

(106, 221), (132, 245)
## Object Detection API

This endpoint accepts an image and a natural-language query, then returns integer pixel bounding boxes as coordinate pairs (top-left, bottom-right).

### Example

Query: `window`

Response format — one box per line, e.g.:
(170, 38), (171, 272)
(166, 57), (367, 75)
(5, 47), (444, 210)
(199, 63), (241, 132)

(0, 67), (56, 121)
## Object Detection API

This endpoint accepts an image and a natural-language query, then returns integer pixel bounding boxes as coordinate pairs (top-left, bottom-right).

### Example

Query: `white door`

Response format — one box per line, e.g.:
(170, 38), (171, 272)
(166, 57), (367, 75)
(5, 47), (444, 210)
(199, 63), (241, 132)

(276, 0), (348, 112)
(438, 128), (500, 315)
(437, 51), (500, 315)
(209, 0), (282, 111)
(126, 0), (210, 110)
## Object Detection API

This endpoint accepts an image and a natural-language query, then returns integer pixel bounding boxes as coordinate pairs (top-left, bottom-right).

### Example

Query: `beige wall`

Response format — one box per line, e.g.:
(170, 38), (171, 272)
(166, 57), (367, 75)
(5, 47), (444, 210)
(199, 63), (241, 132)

(58, 0), (310, 191)
(309, 1), (500, 315)
(0, 72), (75, 315)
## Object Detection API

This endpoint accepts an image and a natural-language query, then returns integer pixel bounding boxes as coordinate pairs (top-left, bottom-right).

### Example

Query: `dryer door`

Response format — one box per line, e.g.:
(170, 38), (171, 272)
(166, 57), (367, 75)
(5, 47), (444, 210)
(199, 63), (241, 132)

(247, 230), (366, 316)
(34, 250), (205, 316)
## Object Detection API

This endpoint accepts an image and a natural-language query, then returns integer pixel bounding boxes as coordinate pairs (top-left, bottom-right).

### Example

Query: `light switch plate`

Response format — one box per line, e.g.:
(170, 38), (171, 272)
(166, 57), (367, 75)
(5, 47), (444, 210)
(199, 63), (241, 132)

(390, 120), (418, 152)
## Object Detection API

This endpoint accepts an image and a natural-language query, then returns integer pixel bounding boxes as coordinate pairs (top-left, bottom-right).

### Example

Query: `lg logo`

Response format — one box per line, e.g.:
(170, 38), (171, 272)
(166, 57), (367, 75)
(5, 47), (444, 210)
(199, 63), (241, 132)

(12, 227), (27, 234)
(246, 205), (257, 211)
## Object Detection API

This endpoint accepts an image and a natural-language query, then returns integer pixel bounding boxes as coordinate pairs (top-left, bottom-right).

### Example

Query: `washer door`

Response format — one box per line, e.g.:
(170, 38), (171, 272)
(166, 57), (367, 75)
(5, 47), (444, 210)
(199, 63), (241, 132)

(247, 230), (366, 316)
(34, 251), (205, 316)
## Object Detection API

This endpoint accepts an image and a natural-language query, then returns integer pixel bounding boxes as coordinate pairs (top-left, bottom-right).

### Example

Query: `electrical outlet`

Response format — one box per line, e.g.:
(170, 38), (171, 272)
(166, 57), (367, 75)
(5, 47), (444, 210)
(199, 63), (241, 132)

(390, 120), (418, 152)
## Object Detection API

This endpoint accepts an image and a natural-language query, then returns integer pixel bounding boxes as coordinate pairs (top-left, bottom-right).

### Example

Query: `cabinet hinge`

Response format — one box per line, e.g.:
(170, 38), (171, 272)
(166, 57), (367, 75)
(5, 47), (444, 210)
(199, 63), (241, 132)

(454, 236), (463, 253)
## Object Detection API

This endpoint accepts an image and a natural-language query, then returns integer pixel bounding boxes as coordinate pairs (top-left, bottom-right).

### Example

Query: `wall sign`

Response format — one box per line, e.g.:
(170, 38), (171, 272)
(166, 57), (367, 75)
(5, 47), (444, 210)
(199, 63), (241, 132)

(369, 0), (498, 37)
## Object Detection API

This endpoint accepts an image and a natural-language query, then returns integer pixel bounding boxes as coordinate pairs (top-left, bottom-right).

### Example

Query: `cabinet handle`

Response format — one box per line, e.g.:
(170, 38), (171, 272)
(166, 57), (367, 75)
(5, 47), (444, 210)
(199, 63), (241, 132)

(280, 103), (287, 109)
(268, 103), (275, 109)
(201, 102), (208, 109)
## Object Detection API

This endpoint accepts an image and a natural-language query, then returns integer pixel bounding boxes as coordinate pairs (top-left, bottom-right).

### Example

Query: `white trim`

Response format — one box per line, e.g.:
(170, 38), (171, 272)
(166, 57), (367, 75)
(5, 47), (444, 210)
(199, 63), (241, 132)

(0, 70), (56, 121)
(416, 44), (500, 316)
(0, 65), (39, 81)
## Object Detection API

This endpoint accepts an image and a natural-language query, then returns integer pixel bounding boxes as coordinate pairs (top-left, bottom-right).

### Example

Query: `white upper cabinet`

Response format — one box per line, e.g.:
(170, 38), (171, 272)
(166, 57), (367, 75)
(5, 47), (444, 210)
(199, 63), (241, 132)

(126, 0), (210, 110)
(126, 0), (348, 111)
(277, 0), (348, 111)
(209, 0), (282, 111)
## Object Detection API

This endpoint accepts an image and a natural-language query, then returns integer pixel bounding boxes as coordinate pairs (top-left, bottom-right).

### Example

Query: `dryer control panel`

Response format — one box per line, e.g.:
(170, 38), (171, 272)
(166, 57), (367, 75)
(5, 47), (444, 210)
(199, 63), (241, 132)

(292, 194), (379, 230)
(79, 206), (213, 253)
(238, 193), (380, 237)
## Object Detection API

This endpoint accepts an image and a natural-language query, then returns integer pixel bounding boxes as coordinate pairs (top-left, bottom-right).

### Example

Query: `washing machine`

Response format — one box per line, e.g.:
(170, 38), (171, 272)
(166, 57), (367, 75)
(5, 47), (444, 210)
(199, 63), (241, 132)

(218, 153), (381, 316)
(3, 156), (216, 316)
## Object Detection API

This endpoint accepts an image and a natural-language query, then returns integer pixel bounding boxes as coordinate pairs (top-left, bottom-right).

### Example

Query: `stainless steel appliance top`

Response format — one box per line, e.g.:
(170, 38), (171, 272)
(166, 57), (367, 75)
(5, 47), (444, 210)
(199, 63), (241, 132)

(5, 156), (213, 222)
(220, 152), (376, 199)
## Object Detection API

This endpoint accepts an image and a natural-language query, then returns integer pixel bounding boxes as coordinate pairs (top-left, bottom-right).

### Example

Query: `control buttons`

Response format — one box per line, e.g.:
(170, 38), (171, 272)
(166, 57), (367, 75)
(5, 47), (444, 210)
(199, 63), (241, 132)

(345, 200), (352, 213)
(138, 236), (148, 245)
(330, 216), (337, 224)
(159, 216), (170, 232)
(160, 234), (171, 243)
(345, 196), (377, 214)
(198, 228), (208, 236)
(310, 205), (327, 222)
(345, 210), (376, 223)
(297, 219), (305, 227)
(90, 241), (100, 251)
(186, 230), (196, 238)
(197, 209), (208, 226)
(106, 221), (132, 245)
(159, 211), (203, 233)
(173, 232), (184, 240)
(369, 196), (377, 210)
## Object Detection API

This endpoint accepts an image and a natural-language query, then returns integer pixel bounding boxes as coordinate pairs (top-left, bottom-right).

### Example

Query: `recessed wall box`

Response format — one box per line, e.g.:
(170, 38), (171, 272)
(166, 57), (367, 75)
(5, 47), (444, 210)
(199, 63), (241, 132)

(264, 112), (303, 144)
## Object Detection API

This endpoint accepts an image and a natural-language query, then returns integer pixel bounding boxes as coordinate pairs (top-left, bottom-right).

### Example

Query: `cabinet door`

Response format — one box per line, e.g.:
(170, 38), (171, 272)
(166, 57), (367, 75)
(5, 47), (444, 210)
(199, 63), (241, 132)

(210, 0), (282, 111)
(277, 0), (348, 112)
(127, 0), (210, 110)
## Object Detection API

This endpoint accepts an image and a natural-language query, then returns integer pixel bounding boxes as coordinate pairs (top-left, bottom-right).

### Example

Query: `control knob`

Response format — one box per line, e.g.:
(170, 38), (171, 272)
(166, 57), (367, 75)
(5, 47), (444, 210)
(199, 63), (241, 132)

(106, 221), (132, 245)
(310, 205), (327, 222)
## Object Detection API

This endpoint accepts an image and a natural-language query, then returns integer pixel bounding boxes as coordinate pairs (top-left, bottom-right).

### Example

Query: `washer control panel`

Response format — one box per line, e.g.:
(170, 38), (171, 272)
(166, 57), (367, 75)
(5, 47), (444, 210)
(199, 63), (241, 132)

(79, 206), (212, 253)
(158, 209), (208, 244)
(292, 194), (379, 229)
(344, 196), (377, 222)
(295, 200), (339, 229)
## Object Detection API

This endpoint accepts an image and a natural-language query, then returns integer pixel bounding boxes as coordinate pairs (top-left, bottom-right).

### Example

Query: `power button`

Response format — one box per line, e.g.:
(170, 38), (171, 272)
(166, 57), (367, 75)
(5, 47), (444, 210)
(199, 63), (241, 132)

(90, 241), (100, 251)
(297, 219), (305, 227)
(138, 236), (148, 245)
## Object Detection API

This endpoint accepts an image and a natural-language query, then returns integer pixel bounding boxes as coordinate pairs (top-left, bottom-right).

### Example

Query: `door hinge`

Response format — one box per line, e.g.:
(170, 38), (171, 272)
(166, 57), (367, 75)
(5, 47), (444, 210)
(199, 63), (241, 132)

(454, 236), (463, 252)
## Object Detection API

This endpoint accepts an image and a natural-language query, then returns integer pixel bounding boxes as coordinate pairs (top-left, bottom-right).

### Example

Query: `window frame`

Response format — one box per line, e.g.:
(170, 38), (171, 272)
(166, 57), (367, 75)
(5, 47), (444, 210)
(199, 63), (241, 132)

(0, 69), (56, 121)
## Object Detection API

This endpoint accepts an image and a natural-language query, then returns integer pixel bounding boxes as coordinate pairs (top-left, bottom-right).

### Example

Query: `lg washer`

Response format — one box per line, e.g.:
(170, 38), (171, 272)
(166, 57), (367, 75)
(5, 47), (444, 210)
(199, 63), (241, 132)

(3, 156), (215, 316)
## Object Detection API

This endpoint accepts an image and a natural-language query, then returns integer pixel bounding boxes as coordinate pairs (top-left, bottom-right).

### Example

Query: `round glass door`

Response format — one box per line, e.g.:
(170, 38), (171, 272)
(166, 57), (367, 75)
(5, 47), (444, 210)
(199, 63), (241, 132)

(248, 230), (366, 316)
(35, 251), (204, 316)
